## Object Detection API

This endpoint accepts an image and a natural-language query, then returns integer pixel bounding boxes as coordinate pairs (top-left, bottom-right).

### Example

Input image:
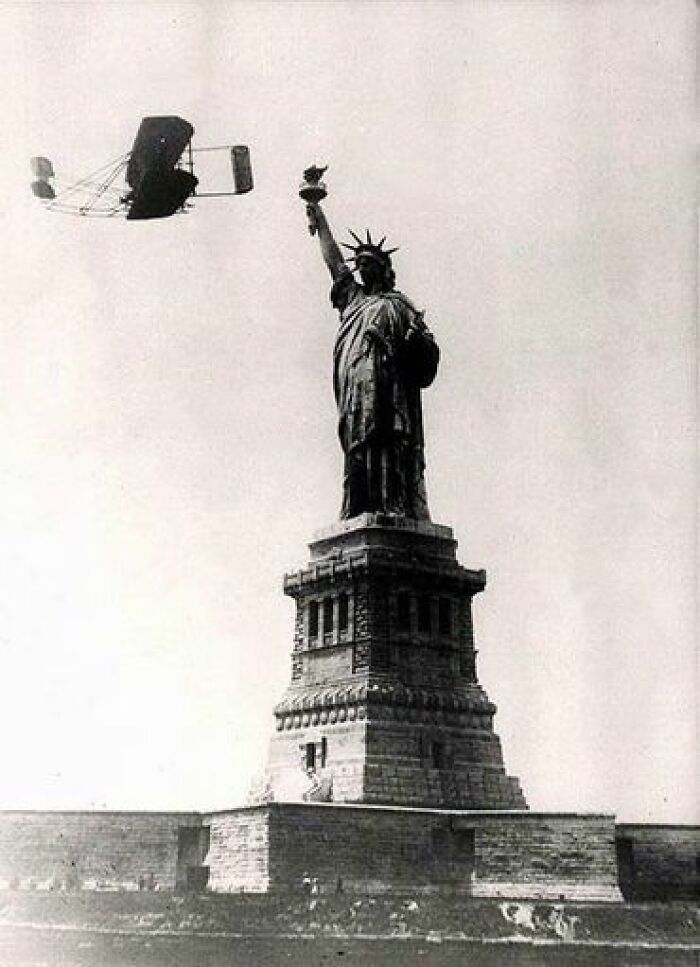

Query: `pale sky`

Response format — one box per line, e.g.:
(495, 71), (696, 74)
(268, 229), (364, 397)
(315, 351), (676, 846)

(0, 1), (695, 823)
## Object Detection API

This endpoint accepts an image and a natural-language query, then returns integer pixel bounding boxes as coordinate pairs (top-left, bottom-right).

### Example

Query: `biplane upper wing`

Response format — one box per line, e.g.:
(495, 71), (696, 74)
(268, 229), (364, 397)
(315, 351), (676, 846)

(125, 116), (194, 191)
(125, 116), (198, 221)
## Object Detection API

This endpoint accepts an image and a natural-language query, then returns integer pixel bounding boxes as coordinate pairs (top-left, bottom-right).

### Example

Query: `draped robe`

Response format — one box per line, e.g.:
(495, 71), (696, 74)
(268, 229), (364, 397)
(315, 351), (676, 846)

(330, 270), (440, 520)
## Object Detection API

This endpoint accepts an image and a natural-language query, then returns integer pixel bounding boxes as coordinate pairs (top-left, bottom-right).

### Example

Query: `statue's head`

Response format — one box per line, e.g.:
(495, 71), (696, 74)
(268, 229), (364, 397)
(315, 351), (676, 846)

(343, 230), (398, 293)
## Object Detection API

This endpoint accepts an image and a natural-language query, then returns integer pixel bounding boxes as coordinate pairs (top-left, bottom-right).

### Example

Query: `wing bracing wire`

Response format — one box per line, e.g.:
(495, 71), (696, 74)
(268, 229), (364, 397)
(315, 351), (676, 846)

(48, 151), (131, 216)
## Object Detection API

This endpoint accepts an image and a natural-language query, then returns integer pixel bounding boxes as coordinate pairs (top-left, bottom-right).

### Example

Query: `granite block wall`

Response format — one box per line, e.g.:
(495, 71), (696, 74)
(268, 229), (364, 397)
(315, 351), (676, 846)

(467, 811), (621, 901)
(266, 703), (525, 809)
(205, 803), (622, 902)
(0, 808), (693, 902)
(362, 720), (526, 809)
(0, 811), (200, 891)
(205, 808), (270, 893)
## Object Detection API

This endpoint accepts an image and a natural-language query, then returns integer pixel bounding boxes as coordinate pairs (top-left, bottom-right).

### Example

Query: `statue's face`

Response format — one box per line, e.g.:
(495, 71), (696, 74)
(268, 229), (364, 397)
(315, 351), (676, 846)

(357, 256), (383, 290)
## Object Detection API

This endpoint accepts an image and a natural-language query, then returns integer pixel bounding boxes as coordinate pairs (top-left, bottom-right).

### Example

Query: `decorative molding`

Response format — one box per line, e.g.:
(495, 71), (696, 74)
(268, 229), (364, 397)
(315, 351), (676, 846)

(284, 548), (486, 598)
(273, 682), (497, 731)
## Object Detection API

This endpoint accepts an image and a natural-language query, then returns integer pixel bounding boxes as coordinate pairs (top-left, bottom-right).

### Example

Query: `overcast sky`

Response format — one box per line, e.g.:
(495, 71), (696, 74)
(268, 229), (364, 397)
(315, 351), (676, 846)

(0, 1), (695, 823)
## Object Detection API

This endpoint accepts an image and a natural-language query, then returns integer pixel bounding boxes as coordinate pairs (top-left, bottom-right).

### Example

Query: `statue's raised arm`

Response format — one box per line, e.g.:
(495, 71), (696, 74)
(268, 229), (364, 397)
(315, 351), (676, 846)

(307, 201), (346, 281)
(300, 166), (346, 281)
(300, 166), (440, 522)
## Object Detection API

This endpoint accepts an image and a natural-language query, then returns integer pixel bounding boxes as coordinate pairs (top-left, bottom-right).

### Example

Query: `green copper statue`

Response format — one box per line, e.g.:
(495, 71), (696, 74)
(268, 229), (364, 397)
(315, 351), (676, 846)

(302, 167), (440, 521)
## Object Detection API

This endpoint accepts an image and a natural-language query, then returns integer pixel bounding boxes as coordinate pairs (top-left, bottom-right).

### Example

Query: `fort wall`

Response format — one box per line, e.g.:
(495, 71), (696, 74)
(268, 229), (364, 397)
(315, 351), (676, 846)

(0, 809), (695, 902)
(616, 824), (699, 901)
(0, 811), (200, 892)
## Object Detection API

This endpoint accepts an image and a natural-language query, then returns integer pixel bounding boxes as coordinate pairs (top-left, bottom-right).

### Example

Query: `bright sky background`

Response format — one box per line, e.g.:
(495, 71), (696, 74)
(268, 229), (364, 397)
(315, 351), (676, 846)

(0, 1), (695, 823)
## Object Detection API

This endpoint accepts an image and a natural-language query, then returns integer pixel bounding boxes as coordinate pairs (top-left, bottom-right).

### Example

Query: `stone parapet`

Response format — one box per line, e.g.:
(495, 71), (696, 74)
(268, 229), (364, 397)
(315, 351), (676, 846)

(301, 516), (467, 586)
(311, 513), (456, 551)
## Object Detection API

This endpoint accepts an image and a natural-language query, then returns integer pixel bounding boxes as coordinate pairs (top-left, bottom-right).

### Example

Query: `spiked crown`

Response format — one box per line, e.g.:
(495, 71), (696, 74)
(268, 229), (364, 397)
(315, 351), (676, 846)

(342, 229), (399, 268)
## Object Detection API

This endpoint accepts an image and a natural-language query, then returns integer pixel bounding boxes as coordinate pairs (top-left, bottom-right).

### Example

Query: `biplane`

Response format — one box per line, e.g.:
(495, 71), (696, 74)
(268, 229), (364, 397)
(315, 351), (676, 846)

(30, 116), (253, 220)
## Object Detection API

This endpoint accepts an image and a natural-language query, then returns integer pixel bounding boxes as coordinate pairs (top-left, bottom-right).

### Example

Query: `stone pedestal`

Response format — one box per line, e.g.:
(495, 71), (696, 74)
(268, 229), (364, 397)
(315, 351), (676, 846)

(264, 514), (526, 810)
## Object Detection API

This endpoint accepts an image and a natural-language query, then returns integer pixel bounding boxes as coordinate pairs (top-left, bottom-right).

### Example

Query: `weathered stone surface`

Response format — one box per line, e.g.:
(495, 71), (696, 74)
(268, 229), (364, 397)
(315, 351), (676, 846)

(616, 824), (700, 901)
(309, 514), (457, 561)
(203, 803), (623, 902)
(0, 810), (695, 902)
(0, 811), (200, 891)
(206, 809), (270, 893)
(265, 517), (526, 810)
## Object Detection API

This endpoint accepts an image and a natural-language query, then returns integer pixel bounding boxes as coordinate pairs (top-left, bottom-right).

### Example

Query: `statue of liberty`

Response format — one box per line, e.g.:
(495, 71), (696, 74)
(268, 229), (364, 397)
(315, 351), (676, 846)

(303, 169), (440, 521)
